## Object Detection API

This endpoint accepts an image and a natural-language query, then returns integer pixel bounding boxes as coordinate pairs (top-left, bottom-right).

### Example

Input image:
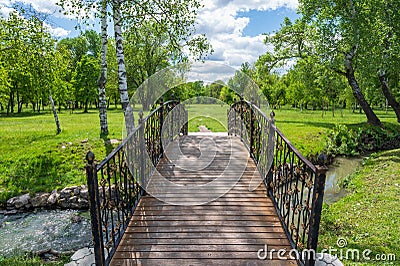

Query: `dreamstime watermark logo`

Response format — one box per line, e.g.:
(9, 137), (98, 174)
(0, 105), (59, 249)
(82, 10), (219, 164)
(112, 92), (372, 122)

(257, 237), (397, 262)
(122, 61), (273, 206)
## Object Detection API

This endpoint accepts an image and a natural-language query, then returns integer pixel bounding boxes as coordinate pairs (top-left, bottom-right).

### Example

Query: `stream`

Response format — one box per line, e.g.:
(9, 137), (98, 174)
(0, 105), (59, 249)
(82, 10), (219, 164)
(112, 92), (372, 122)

(324, 157), (362, 204)
(0, 210), (91, 257)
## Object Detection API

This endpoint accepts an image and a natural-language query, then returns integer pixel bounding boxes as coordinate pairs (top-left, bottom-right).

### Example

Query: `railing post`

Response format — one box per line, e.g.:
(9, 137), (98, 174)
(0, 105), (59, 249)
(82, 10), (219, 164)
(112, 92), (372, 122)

(182, 108), (188, 136)
(249, 102), (255, 156)
(138, 112), (146, 194)
(159, 101), (164, 157)
(306, 165), (328, 266)
(85, 151), (105, 266)
(266, 112), (276, 191)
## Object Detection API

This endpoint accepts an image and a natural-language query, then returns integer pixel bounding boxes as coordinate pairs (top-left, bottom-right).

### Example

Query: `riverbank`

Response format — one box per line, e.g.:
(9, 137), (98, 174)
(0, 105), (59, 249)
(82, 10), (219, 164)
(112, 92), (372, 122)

(318, 149), (400, 265)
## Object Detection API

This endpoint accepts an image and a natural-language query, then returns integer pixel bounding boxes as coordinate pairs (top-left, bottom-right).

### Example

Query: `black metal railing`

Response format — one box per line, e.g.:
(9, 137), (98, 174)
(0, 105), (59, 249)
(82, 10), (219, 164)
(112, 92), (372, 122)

(228, 100), (327, 266)
(85, 100), (188, 265)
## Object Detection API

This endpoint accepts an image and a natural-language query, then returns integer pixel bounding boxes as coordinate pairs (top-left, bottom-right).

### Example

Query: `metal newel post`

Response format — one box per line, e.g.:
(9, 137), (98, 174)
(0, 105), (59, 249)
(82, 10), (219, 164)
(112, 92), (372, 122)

(249, 101), (254, 156)
(184, 108), (188, 135)
(159, 101), (164, 157)
(138, 112), (146, 195)
(266, 112), (276, 192)
(85, 151), (105, 266)
(306, 165), (328, 266)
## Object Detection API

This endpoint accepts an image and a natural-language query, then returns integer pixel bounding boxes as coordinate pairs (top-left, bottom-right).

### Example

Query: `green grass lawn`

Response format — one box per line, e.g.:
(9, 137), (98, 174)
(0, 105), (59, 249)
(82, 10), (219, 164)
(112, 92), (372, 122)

(185, 103), (228, 132)
(319, 149), (400, 265)
(0, 108), (127, 203)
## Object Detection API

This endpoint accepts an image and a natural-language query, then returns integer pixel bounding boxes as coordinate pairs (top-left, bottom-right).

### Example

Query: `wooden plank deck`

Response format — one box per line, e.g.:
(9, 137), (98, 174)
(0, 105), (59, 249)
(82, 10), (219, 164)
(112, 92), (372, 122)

(111, 134), (296, 266)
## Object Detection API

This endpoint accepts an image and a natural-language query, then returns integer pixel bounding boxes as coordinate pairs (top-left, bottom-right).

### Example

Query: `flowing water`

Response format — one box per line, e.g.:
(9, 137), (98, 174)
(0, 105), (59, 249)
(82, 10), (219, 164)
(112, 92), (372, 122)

(0, 210), (91, 257)
(324, 157), (362, 204)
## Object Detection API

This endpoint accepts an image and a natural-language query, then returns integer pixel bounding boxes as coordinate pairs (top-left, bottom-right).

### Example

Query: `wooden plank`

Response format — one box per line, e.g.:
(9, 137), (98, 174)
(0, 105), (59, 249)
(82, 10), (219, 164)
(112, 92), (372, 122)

(124, 226), (285, 234)
(120, 232), (288, 239)
(116, 244), (290, 252)
(131, 215), (280, 221)
(112, 251), (293, 260)
(116, 238), (289, 246)
(128, 220), (282, 227)
(111, 258), (296, 266)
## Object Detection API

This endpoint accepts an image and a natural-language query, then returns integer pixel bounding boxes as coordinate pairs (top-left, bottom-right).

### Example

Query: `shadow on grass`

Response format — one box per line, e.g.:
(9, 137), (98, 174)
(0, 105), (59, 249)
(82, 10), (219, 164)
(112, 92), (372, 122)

(0, 111), (51, 118)
(277, 120), (336, 129)
(101, 134), (115, 156)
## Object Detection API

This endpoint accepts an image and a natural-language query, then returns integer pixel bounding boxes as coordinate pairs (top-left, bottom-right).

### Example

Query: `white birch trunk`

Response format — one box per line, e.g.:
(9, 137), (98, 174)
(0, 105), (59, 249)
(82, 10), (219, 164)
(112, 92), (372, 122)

(113, 0), (135, 134)
(49, 95), (61, 134)
(98, 0), (109, 136)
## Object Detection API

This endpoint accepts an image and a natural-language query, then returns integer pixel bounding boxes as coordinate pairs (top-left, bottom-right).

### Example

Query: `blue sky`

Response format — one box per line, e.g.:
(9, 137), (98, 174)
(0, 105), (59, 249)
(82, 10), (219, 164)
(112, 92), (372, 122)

(237, 8), (300, 36)
(0, 0), (300, 68)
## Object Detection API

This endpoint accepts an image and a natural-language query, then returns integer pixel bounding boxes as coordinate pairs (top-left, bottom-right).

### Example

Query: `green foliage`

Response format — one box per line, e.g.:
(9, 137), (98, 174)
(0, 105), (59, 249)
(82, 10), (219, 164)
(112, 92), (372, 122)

(0, 253), (69, 265)
(273, 107), (400, 157)
(325, 125), (359, 156)
(325, 124), (400, 156)
(72, 55), (100, 113)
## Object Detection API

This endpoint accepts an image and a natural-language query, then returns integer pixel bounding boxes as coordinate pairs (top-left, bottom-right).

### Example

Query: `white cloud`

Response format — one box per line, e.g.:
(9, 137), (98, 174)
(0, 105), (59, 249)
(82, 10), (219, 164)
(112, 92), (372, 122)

(197, 0), (298, 69)
(0, 0), (75, 38)
(44, 22), (70, 38)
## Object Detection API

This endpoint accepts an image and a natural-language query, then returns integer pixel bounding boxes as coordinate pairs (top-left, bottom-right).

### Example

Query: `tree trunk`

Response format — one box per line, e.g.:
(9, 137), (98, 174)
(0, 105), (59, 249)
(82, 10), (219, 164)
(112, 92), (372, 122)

(113, 0), (134, 134)
(378, 71), (400, 123)
(84, 98), (89, 113)
(49, 95), (61, 134)
(10, 91), (14, 114)
(344, 47), (382, 126)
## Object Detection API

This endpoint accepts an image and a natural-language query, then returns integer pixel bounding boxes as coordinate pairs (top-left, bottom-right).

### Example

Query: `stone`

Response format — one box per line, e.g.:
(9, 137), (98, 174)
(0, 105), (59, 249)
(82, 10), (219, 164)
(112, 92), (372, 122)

(47, 190), (59, 205)
(316, 253), (344, 266)
(80, 189), (89, 199)
(13, 193), (31, 209)
(60, 188), (73, 198)
(81, 139), (88, 144)
(69, 196), (79, 203)
(71, 247), (92, 261)
(73, 187), (80, 196)
(59, 198), (70, 209)
(77, 198), (88, 209)
(6, 196), (17, 208)
(31, 193), (50, 208)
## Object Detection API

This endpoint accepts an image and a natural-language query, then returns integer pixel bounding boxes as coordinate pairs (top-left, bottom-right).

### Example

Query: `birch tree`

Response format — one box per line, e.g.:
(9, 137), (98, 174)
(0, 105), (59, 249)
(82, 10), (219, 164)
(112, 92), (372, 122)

(98, 0), (109, 135)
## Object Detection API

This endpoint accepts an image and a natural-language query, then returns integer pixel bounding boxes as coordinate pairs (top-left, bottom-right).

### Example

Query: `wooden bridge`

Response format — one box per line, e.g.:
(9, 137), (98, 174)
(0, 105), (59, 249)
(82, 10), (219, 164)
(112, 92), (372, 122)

(85, 100), (328, 266)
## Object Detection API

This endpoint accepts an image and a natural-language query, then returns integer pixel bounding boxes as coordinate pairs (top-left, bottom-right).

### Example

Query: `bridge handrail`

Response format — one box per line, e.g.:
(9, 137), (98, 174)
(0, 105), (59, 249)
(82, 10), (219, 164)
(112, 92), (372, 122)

(85, 99), (187, 266)
(228, 100), (327, 266)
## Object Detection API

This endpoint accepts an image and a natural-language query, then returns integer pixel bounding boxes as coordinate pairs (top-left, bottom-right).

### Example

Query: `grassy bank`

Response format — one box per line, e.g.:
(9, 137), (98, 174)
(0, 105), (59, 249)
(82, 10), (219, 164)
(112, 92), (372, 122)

(319, 149), (400, 265)
(0, 108), (126, 203)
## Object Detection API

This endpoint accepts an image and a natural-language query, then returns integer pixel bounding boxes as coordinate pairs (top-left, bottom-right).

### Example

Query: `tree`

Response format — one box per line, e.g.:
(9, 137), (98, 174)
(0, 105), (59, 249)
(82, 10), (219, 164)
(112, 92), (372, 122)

(299, 0), (382, 126)
(57, 0), (211, 133)
(259, 4), (383, 126)
(98, 0), (109, 136)
(72, 55), (100, 113)
(358, 0), (400, 122)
